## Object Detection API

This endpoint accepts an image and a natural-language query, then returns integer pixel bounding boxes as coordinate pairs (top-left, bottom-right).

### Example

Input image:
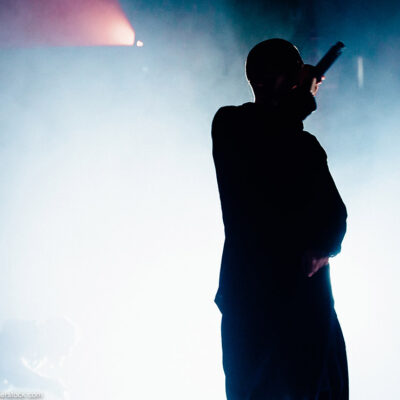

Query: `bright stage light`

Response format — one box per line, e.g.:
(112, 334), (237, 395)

(0, 0), (135, 47)
(106, 18), (135, 46)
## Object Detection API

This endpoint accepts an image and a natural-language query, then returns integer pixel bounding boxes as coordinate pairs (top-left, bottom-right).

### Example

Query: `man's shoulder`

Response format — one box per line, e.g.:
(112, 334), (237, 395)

(213, 103), (254, 120)
(300, 131), (328, 161)
(212, 105), (240, 141)
(300, 130), (319, 144)
(213, 105), (239, 123)
(212, 103), (254, 133)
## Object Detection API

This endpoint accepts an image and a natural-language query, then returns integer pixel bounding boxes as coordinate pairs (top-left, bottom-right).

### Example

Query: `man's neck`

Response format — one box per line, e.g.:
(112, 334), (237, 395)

(254, 95), (279, 107)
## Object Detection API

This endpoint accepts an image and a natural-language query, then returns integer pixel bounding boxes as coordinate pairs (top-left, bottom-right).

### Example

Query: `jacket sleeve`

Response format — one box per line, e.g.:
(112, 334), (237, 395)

(212, 106), (240, 183)
(211, 107), (241, 212)
(276, 88), (317, 122)
(303, 135), (347, 257)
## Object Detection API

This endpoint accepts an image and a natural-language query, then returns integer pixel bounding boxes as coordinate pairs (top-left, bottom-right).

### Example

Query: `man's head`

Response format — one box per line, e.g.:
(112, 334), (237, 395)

(246, 38), (304, 101)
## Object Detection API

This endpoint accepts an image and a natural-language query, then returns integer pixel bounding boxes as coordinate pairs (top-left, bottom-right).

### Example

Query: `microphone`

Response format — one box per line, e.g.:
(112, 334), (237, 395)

(315, 41), (345, 82)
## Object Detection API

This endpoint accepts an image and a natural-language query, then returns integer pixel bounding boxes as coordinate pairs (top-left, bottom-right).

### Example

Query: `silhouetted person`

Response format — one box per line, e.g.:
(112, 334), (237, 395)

(212, 39), (348, 399)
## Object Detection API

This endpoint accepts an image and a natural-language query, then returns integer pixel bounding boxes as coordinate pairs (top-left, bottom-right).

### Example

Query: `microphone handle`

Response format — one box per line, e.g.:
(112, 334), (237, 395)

(315, 41), (345, 81)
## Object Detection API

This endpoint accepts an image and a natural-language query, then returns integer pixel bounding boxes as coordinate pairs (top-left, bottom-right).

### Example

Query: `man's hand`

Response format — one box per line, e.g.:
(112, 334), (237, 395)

(302, 251), (330, 278)
(296, 64), (323, 96)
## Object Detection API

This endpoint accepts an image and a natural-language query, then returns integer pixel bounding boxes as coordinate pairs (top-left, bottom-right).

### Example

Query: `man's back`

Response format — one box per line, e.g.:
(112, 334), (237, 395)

(212, 100), (347, 314)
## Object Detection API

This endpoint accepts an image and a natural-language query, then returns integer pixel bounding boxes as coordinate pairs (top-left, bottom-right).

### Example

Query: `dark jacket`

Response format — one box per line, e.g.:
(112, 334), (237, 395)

(212, 90), (347, 314)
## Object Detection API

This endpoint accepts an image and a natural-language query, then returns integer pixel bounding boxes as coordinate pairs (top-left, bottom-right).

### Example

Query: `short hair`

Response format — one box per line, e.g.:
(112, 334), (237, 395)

(245, 38), (304, 85)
